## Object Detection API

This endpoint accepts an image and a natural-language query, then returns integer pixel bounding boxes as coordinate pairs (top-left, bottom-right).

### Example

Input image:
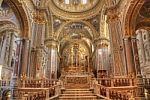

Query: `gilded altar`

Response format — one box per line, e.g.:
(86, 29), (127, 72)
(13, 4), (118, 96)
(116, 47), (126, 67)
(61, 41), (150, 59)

(62, 73), (92, 89)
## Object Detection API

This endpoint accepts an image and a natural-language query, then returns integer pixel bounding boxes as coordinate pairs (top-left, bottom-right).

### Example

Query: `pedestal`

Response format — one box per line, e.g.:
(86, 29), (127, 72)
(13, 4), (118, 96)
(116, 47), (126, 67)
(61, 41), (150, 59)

(10, 76), (20, 100)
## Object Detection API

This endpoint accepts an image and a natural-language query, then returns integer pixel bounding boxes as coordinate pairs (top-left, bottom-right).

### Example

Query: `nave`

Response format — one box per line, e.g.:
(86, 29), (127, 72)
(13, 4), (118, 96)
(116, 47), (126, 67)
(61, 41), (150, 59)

(0, 0), (150, 100)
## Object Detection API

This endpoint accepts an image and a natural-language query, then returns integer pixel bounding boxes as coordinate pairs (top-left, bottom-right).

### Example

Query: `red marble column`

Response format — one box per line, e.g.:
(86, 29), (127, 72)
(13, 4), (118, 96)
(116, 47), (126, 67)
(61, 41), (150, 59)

(123, 37), (136, 77)
(20, 38), (30, 78)
(131, 36), (145, 100)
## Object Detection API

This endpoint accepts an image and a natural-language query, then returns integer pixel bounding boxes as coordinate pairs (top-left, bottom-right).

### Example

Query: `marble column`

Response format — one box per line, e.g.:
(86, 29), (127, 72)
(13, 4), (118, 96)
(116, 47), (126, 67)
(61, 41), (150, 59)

(131, 37), (142, 75)
(131, 36), (145, 100)
(45, 39), (58, 79)
(19, 38), (30, 78)
(8, 32), (16, 68)
(29, 10), (46, 79)
(35, 47), (46, 79)
(145, 30), (150, 64)
(106, 8), (126, 77)
(0, 32), (7, 64)
(94, 38), (110, 77)
(136, 30), (146, 65)
(0, 31), (12, 66)
(123, 37), (136, 77)
(147, 31), (150, 59)
(10, 38), (22, 100)
(94, 40), (100, 74)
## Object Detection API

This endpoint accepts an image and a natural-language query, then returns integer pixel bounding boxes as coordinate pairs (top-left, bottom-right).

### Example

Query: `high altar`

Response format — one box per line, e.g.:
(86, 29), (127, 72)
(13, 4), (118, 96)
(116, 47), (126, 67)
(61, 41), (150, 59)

(0, 0), (150, 99)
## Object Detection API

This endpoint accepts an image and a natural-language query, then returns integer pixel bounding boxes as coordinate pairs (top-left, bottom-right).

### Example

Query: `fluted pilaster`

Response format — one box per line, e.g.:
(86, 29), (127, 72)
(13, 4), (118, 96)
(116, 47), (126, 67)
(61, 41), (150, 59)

(106, 7), (126, 77)
(123, 37), (136, 77)
(94, 38), (110, 77)
(20, 38), (30, 78)
(31, 10), (46, 48)
(8, 32), (16, 68)
(136, 30), (146, 65)
(130, 36), (145, 99)
(45, 38), (58, 79)
(131, 37), (142, 75)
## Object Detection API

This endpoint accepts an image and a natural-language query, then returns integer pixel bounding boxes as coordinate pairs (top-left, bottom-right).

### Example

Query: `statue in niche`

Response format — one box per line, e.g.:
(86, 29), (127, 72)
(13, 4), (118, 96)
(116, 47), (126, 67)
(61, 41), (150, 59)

(144, 45), (150, 62)
(11, 58), (14, 68)
(51, 71), (55, 79)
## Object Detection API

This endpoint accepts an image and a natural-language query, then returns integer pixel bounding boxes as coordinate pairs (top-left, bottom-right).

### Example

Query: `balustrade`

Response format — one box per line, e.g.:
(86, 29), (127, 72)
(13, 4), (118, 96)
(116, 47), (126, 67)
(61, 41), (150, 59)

(17, 80), (61, 99)
(0, 80), (10, 88)
(143, 78), (150, 86)
(20, 79), (58, 88)
(97, 78), (135, 87)
(93, 83), (130, 100)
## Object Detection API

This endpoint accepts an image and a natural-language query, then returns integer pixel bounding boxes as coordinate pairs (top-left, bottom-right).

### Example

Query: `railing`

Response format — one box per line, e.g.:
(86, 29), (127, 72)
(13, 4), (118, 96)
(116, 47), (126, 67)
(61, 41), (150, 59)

(20, 79), (58, 88)
(97, 78), (135, 87)
(17, 79), (61, 99)
(0, 80), (10, 88)
(142, 78), (150, 87)
(93, 81), (132, 100)
(19, 84), (61, 100)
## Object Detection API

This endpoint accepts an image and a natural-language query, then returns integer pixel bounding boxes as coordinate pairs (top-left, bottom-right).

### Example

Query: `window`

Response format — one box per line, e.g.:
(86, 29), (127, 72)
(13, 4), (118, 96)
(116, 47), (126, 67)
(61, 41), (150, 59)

(82, 0), (87, 4)
(64, 0), (87, 5)
(65, 0), (69, 4)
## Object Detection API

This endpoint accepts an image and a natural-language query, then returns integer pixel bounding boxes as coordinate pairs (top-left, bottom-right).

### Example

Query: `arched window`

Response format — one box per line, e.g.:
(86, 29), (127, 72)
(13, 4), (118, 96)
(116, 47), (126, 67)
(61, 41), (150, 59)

(82, 0), (87, 4)
(65, 0), (69, 4)
(64, 0), (87, 5)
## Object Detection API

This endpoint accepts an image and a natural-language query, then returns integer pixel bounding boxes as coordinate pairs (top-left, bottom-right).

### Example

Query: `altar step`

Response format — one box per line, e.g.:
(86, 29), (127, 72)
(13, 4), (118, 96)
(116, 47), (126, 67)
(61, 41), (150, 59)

(59, 89), (98, 100)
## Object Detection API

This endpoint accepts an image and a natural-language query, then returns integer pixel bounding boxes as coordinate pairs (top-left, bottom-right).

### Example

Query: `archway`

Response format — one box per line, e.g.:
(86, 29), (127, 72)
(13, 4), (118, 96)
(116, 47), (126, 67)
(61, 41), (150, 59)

(5, 0), (30, 37)
(2, 90), (11, 100)
(57, 22), (94, 74)
(123, 0), (144, 36)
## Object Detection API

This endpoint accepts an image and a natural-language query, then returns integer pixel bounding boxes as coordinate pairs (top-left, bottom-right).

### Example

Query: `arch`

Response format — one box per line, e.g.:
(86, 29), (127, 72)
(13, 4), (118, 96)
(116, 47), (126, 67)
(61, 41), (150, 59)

(56, 20), (98, 40)
(123, 0), (144, 36)
(0, 20), (19, 33)
(6, 0), (30, 37)
(136, 20), (150, 31)
(59, 38), (92, 56)
(2, 89), (11, 99)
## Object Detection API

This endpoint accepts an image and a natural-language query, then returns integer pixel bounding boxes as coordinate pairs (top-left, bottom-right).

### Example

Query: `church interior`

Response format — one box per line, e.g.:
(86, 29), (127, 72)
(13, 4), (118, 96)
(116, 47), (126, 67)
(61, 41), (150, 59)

(0, 0), (150, 99)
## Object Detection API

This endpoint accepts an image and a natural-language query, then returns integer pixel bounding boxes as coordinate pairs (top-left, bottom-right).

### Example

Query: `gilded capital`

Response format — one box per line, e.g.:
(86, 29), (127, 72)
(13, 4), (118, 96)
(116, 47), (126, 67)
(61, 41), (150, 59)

(94, 38), (109, 48)
(32, 11), (46, 24)
(105, 7), (120, 23)
(44, 38), (58, 48)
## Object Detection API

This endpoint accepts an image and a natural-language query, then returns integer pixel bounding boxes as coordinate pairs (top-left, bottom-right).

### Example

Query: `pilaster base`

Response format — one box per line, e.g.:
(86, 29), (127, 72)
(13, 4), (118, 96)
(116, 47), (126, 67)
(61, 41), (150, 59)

(134, 97), (145, 100)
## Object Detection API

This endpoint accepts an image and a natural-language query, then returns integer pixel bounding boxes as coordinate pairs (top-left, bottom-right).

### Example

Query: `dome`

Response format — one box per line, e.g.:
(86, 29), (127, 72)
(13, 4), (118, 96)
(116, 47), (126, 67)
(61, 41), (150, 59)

(52, 0), (99, 13)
